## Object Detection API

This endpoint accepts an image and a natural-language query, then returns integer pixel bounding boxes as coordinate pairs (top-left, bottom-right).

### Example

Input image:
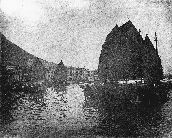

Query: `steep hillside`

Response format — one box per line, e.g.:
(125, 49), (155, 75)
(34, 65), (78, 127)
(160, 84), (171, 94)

(0, 33), (49, 85)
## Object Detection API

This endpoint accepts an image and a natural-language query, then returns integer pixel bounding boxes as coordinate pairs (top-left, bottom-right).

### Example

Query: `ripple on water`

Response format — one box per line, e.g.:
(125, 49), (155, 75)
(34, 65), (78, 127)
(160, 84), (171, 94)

(7, 84), (99, 137)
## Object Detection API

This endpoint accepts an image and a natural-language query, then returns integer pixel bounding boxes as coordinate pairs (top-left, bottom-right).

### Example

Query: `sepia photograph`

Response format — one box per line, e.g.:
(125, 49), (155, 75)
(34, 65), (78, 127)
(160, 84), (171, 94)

(1, 0), (172, 137)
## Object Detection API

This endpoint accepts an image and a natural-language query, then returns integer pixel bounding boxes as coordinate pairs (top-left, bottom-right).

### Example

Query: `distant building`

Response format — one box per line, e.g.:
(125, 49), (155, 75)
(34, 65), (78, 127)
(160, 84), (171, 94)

(65, 66), (99, 83)
(66, 66), (87, 83)
(66, 66), (76, 83)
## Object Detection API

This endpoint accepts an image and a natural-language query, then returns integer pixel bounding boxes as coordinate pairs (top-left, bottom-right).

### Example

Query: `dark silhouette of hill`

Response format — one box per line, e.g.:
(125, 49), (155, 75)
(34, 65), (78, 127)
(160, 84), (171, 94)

(1, 32), (48, 83)
(1, 33), (41, 67)
(0, 33), (60, 126)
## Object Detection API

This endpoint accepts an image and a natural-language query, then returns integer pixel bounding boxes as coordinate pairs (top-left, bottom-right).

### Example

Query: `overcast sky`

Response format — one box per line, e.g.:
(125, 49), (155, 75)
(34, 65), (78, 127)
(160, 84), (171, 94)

(0, 0), (172, 73)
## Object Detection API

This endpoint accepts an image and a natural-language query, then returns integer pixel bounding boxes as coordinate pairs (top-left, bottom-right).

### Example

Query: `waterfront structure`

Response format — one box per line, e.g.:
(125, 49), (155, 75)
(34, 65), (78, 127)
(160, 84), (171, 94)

(66, 66), (98, 83)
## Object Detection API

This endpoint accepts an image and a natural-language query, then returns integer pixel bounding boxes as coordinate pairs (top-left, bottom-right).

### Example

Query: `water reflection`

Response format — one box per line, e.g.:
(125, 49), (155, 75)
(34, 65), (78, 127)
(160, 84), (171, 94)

(3, 82), (172, 137)
(4, 84), (98, 137)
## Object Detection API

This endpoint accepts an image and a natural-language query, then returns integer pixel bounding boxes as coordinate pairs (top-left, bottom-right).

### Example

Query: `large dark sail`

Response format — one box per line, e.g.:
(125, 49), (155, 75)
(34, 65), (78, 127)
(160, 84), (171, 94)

(142, 34), (163, 84)
(98, 20), (163, 85)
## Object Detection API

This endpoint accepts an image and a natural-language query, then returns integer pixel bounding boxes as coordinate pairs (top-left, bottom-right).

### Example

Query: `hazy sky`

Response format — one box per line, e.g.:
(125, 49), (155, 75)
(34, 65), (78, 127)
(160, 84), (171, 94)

(0, 0), (172, 73)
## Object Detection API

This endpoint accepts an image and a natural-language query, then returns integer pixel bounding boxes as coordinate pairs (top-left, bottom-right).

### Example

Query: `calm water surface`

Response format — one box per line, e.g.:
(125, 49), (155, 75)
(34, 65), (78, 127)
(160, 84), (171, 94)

(2, 84), (172, 138)
(2, 84), (99, 138)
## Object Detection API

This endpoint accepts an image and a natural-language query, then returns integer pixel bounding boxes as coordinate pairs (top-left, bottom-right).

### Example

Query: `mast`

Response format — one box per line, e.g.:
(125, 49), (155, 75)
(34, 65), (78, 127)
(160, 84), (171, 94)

(154, 32), (158, 54)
